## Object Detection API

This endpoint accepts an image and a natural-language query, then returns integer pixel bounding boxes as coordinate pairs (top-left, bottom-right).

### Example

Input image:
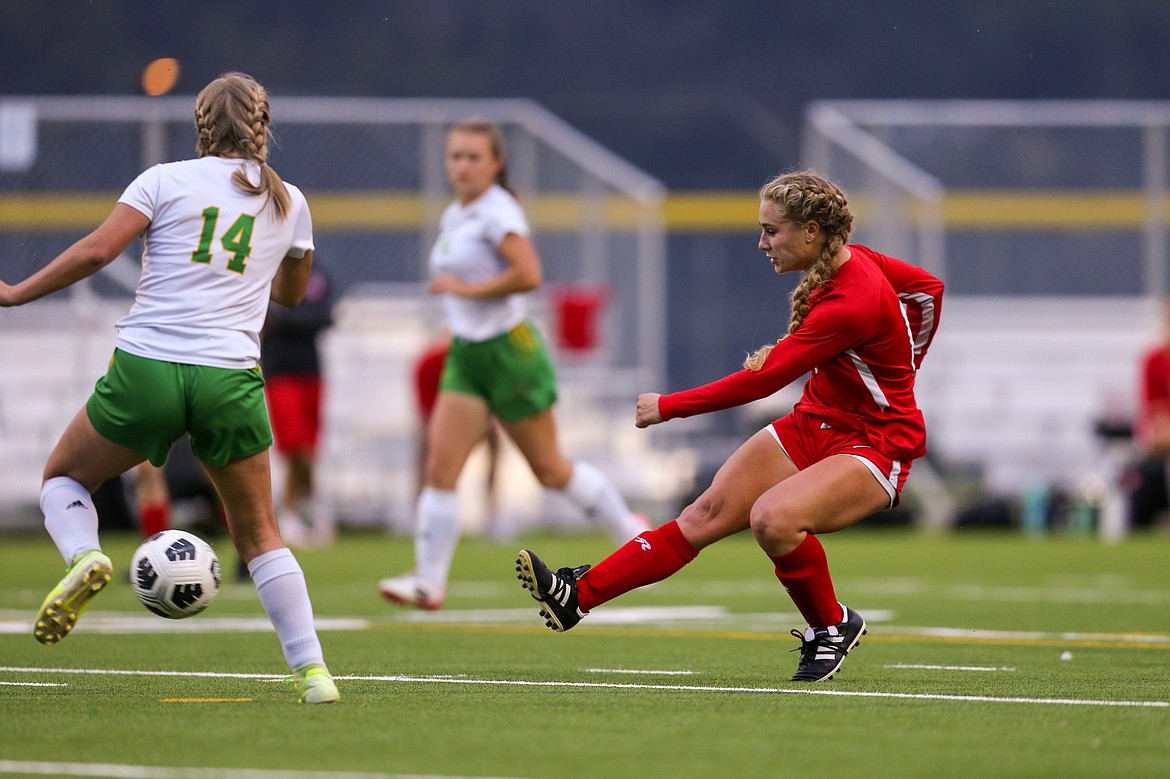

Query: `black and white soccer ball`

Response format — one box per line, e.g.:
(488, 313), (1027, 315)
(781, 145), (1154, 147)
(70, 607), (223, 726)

(130, 529), (221, 619)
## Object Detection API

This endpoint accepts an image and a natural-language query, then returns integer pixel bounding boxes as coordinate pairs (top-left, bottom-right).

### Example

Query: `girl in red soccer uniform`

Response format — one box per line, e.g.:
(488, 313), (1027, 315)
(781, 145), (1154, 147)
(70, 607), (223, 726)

(516, 171), (944, 682)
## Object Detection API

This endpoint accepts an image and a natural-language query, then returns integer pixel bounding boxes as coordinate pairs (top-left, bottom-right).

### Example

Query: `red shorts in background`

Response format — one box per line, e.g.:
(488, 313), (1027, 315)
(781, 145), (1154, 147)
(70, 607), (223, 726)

(414, 342), (449, 420)
(265, 375), (322, 456)
(768, 410), (912, 508)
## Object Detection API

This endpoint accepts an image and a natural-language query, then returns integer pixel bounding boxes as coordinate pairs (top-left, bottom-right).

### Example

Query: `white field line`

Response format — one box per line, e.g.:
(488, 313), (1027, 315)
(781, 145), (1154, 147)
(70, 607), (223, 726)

(0, 666), (286, 681)
(0, 680), (68, 686)
(2, 609), (1168, 647)
(0, 607), (861, 634)
(584, 668), (697, 675)
(0, 614), (368, 635)
(6, 577), (1170, 609)
(940, 583), (1170, 605)
(663, 578), (1170, 605)
(885, 664), (1016, 672)
(889, 625), (1170, 644)
(1, 666), (1166, 709)
(0, 760), (525, 779)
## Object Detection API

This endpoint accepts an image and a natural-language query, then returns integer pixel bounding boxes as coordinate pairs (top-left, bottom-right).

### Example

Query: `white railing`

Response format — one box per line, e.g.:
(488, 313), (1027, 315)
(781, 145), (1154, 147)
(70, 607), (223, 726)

(0, 97), (685, 527)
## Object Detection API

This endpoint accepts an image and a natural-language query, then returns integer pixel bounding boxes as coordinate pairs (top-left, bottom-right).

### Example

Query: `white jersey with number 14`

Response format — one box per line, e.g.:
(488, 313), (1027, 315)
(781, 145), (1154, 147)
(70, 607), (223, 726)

(115, 156), (314, 369)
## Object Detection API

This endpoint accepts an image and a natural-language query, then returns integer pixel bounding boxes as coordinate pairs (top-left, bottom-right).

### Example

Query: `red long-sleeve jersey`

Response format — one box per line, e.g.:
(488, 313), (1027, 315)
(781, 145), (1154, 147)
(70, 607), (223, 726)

(658, 245), (944, 461)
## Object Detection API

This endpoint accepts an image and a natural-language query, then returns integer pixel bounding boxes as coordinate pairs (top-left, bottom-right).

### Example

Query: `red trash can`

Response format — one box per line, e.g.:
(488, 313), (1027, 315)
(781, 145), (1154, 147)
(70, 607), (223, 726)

(552, 285), (609, 353)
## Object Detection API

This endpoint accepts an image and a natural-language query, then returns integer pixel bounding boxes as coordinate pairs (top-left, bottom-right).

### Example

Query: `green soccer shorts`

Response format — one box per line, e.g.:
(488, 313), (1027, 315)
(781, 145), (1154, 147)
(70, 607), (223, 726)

(85, 349), (272, 468)
(439, 320), (558, 422)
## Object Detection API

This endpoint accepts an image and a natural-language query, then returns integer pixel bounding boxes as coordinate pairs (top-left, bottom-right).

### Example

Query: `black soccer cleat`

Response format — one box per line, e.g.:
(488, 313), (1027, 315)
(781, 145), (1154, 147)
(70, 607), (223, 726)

(515, 549), (591, 633)
(788, 603), (867, 682)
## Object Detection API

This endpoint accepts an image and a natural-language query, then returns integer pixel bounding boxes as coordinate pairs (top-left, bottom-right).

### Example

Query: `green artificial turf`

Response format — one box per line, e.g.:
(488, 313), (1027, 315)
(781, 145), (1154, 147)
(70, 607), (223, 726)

(1, 527), (1167, 778)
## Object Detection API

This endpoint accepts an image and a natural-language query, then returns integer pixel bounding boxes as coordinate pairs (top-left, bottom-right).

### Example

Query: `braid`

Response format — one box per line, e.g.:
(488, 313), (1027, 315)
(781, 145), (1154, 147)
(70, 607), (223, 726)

(193, 72), (290, 219)
(237, 98), (267, 162)
(743, 171), (853, 371)
(787, 236), (844, 335)
(193, 104), (216, 156)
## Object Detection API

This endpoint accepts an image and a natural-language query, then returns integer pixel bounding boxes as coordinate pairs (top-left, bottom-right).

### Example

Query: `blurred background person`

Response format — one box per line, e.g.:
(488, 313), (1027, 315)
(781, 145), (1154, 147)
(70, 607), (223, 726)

(379, 119), (649, 610)
(261, 264), (335, 547)
(134, 462), (171, 538)
(412, 332), (502, 530)
(1123, 299), (1170, 530)
(412, 333), (452, 498)
(131, 438), (225, 540)
(131, 445), (234, 582)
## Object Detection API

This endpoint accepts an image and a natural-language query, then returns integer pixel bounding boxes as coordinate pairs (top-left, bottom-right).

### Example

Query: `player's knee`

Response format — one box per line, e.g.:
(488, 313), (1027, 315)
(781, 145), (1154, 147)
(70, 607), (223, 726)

(676, 490), (742, 547)
(530, 458), (572, 490)
(749, 501), (802, 552)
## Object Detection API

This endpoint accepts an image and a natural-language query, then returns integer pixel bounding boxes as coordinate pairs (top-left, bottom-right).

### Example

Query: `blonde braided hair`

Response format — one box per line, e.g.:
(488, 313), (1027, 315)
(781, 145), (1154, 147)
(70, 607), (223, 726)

(194, 72), (290, 219)
(744, 171), (854, 370)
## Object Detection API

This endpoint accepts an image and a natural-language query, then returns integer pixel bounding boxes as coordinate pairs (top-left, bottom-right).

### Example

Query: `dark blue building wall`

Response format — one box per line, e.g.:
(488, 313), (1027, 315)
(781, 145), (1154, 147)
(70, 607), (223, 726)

(5, 1), (1170, 190)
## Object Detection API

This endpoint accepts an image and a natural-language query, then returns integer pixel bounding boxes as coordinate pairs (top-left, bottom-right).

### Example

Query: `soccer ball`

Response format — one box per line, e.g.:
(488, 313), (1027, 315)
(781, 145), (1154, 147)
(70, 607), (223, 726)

(130, 529), (221, 619)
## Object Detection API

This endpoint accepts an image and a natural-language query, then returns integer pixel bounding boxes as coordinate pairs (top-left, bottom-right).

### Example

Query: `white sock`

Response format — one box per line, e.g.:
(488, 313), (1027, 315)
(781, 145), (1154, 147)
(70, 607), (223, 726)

(41, 476), (102, 564)
(247, 548), (324, 671)
(414, 487), (460, 586)
(562, 460), (644, 543)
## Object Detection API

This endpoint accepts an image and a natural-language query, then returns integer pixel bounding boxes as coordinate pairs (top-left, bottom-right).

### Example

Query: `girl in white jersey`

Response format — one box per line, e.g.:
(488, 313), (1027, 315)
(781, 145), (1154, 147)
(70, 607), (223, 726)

(378, 120), (650, 609)
(0, 72), (338, 704)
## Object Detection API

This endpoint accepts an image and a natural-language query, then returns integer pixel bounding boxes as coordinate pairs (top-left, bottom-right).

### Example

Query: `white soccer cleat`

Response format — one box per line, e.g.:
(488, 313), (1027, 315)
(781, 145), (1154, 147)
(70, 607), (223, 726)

(377, 573), (445, 610)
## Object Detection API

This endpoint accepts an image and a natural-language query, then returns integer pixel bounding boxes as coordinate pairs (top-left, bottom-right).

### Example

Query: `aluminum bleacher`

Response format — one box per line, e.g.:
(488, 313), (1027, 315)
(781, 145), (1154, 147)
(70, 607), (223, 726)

(0, 290), (698, 535)
(914, 296), (1155, 533)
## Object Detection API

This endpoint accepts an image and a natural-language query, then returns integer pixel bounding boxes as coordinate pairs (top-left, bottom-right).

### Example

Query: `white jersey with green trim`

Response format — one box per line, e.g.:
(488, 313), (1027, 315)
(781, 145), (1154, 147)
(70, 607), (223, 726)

(428, 183), (530, 341)
(114, 156), (314, 369)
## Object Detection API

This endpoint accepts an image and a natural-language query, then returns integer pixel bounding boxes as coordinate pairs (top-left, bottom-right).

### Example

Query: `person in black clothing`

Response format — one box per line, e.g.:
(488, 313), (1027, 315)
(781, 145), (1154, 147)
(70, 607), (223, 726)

(262, 265), (335, 546)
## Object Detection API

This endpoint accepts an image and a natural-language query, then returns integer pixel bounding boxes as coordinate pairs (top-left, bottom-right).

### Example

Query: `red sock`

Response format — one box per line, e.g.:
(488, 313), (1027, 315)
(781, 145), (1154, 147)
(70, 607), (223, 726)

(578, 519), (698, 612)
(769, 534), (843, 628)
(140, 502), (170, 538)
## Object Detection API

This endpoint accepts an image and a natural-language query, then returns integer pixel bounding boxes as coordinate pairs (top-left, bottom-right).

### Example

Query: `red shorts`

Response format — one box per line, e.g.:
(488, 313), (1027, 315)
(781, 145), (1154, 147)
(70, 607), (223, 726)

(768, 411), (912, 508)
(413, 343), (449, 420)
(265, 375), (322, 455)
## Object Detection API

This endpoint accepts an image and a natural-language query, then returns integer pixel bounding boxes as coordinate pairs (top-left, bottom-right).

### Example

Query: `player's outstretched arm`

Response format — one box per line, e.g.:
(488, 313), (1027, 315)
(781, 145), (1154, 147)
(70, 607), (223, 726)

(1, 203), (147, 307)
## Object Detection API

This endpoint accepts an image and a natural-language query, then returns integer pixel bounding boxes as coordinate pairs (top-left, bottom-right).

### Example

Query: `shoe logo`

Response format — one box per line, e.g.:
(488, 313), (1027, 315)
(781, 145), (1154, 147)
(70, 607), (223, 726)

(66, 500), (88, 510)
(635, 536), (651, 551)
(549, 577), (571, 606)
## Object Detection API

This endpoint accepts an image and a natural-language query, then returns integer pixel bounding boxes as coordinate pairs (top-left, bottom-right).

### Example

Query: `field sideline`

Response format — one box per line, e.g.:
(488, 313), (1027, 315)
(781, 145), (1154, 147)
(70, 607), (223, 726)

(1, 527), (1168, 778)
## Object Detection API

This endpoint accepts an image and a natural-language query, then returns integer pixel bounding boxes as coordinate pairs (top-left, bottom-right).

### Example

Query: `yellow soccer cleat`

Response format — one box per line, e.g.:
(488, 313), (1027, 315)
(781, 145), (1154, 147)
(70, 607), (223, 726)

(290, 662), (340, 704)
(34, 550), (113, 645)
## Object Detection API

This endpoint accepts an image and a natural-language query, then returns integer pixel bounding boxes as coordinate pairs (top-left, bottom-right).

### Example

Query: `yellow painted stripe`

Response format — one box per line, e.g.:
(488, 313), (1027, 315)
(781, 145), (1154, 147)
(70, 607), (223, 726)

(0, 194), (119, 228)
(939, 191), (1157, 229)
(308, 193), (423, 228)
(664, 192), (759, 229)
(3, 191), (1170, 231)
